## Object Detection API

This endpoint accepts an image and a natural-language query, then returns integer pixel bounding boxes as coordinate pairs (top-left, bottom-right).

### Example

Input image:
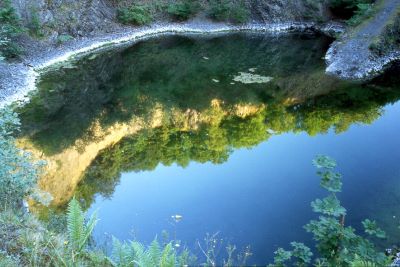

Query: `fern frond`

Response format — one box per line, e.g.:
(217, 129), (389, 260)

(131, 241), (147, 266)
(148, 238), (161, 266)
(67, 198), (85, 252)
(160, 243), (176, 267)
(66, 198), (98, 254)
(110, 237), (135, 267)
(78, 209), (98, 252)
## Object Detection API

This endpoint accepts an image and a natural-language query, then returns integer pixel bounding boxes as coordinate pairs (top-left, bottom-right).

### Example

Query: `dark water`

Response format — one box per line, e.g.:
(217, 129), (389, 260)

(17, 33), (400, 265)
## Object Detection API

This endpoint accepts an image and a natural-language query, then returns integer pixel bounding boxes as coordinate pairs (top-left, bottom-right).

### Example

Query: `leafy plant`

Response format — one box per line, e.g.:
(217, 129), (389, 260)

(0, 0), (24, 59)
(66, 198), (98, 254)
(109, 237), (189, 267)
(57, 34), (73, 44)
(51, 197), (99, 266)
(167, 0), (201, 21)
(29, 7), (43, 38)
(347, 3), (375, 26)
(270, 155), (391, 267)
(0, 107), (50, 209)
(117, 5), (153, 25)
(207, 0), (249, 24)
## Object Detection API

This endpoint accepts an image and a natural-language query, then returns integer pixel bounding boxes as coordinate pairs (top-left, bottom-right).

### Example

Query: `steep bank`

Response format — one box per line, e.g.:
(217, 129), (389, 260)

(10, 0), (329, 41)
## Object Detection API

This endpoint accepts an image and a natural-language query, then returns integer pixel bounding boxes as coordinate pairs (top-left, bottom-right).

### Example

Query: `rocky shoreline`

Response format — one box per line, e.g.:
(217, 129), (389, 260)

(0, 19), (344, 107)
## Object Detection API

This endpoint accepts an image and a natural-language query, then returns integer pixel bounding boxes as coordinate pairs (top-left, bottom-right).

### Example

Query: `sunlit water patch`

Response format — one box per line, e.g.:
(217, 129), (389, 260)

(15, 33), (400, 264)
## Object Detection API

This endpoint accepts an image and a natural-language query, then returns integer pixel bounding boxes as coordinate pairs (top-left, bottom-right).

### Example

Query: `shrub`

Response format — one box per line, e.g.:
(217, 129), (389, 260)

(0, 0), (24, 59)
(328, 0), (376, 24)
(28, 7), (43, 38)
(167, 0), (201, 21)
(57, 34), (73, 44)
(208, 0), (249, 24)
(117, 5), (153, 25)
(0, 107), (51, 210)
(347, 2), (375, 26)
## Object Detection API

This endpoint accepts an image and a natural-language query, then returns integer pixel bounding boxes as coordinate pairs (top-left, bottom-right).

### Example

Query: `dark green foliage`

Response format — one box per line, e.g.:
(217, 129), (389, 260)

(329, 0), (374, 9)
(329, 0), (375, 23)
(167, 0), (201, 21)
(0, 0), (23, 59)
(347, 2), (375, 26)
(117, 5), (152, 25)
(271, 155), (391, 267)
(207, 0), (249, 24)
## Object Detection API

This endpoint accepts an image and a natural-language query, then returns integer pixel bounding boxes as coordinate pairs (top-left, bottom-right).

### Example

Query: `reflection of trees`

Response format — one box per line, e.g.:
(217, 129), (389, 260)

(75, 83), (400, 210)
(17, 33), (334, 155)
(16, 33), (400, 211)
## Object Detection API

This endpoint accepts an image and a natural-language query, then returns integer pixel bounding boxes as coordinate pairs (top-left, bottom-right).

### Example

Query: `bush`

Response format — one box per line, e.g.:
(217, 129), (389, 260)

(117, 5), (153, 25)
(0, 108), (52, 210)
(28, 7), (43, 38)
(167, 0), (201, 21)
(328, 0), (376, 23)
(57, 34), (73, 44)
(208, 0), (249, 24)
(0, 0), (24, 59)
(347, 2), (375, 26)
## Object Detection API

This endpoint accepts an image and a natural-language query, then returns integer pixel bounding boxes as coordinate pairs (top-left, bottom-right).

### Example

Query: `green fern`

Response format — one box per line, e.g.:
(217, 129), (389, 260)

(159, 243), (175, 267)
(110, 238), (179, 267)
(110, 238), (135, 267)
(148, 239), (162, 266)
(66, 198), (98, 254)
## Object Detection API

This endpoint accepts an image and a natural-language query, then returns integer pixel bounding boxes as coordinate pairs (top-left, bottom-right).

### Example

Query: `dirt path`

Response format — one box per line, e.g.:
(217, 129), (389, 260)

(326, 0), (400, 80)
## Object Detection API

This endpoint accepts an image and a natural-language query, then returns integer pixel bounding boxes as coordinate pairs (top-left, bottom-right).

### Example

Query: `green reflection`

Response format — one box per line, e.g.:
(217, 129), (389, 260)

(15, 33), (400, 210)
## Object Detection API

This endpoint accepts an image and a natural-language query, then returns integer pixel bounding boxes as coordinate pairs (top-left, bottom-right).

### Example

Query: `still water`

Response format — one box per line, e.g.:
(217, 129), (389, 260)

(16, 32), (400, 264)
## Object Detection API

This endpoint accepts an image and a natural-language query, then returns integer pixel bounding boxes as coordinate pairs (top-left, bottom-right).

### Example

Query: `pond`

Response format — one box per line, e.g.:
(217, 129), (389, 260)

(16, 32), (400, 265)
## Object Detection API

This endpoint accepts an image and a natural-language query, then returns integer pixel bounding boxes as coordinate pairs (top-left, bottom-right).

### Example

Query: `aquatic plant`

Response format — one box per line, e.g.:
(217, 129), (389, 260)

(269, 155), (391, 267)
(232, 72), (273, 84)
